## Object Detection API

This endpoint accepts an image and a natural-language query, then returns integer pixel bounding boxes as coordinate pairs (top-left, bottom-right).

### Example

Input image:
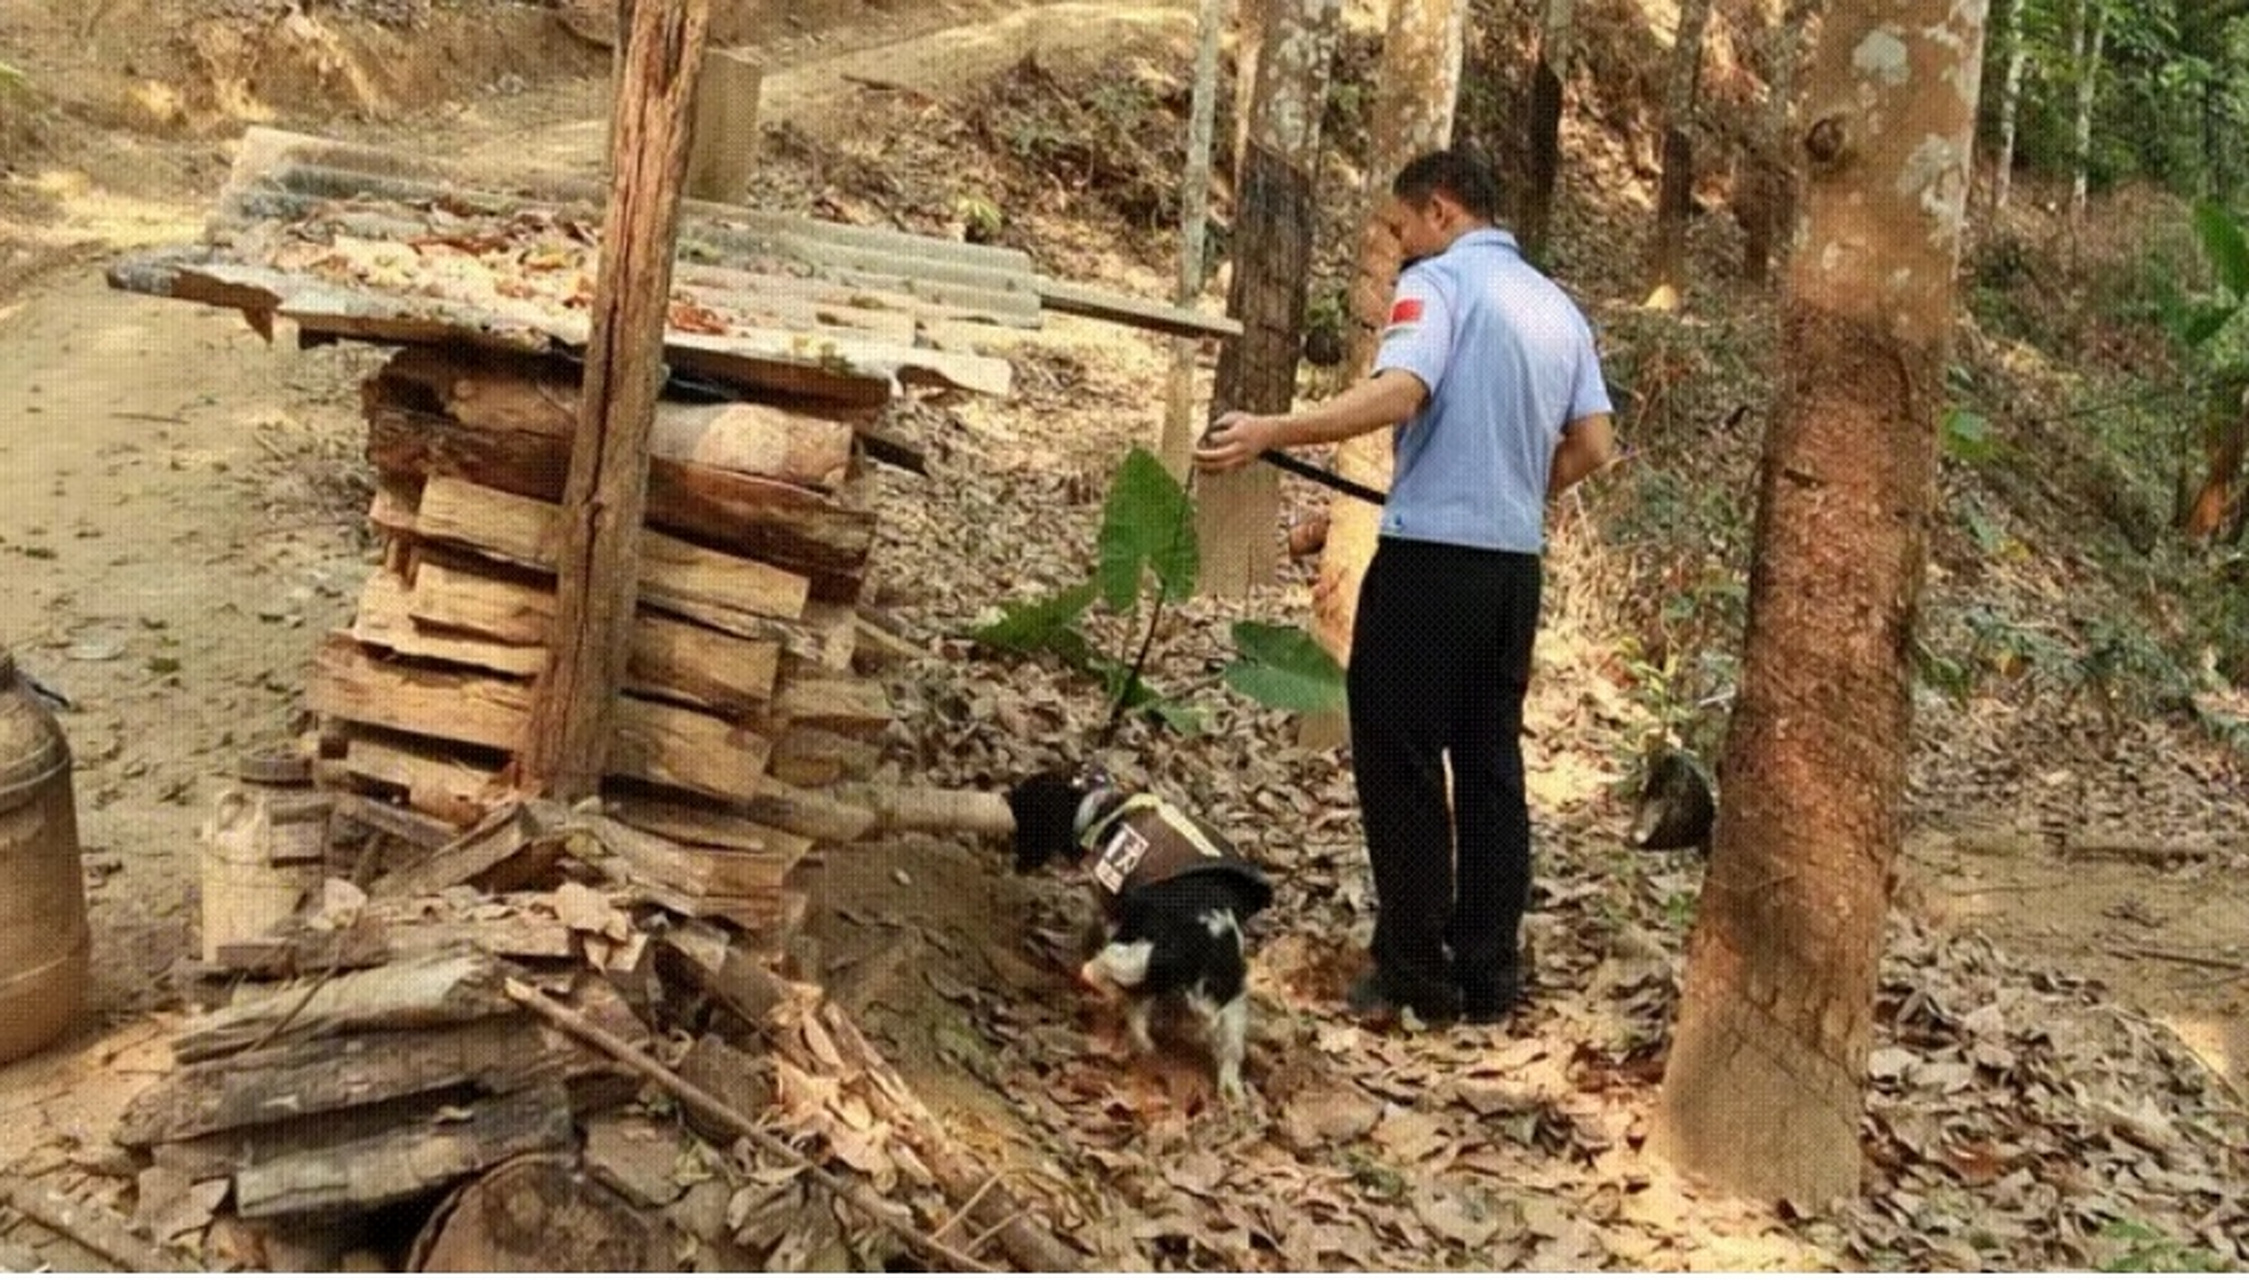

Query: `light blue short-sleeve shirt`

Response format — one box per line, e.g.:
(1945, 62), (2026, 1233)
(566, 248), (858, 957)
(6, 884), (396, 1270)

(1372, 228), (1612, 554)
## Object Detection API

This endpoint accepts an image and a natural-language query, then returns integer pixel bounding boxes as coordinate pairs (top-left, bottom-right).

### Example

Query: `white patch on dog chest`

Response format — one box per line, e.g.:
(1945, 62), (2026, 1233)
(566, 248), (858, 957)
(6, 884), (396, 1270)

(1199, 908), (1239, 940)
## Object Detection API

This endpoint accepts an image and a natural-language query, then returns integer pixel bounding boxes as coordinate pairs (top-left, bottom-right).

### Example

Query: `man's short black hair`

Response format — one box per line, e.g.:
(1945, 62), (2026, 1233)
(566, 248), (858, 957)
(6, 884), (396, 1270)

(1392, 145), (1501, 223)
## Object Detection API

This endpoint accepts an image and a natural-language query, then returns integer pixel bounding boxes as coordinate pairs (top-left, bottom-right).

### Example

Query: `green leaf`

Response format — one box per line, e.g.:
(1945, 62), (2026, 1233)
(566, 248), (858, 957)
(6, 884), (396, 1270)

(970, 579), (1098, 654)
(1097, 447), (1198, 611)
(2193, 198), (2249, 298)
(1940, 407), (1999, 464)
(2183, 302), (2237, 347)
(1223, 621), (1347, 714)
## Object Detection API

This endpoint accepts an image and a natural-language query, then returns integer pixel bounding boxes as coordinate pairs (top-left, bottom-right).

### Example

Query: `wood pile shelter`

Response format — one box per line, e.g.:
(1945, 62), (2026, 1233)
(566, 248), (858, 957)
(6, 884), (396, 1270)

(70, 122), (1231, 1266)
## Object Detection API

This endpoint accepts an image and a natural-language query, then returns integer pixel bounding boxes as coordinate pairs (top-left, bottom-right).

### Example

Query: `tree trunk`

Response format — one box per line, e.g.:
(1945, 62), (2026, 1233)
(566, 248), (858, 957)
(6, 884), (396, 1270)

(1520, 0), (1576, 260)
(1992, 18), (2027, 211)
(1645, 0), (1715, 308)
(2068, 0), (2105, 230)
(1232, 0), (1276, 181)
(521, 0), (710, 801)
(1307, 0), (1466, 669)
(1739, 1), (1814, 285)
(1159, 0), (1230, 476)
(1654, 0), (1990, 1207)
(1198, 0), (1339, 597)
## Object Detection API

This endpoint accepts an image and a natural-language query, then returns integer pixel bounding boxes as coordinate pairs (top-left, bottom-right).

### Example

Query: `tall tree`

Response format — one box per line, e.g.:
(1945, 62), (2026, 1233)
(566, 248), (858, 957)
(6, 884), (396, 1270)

(1308, 0), (1467, 673)
(1645, 0), (1716, 308)
(1520, 0), (1577, 260)
(1654, 0), (1990, 1206)
(1199, 0), (1340, 596)
(1158, 0), (1231, 476)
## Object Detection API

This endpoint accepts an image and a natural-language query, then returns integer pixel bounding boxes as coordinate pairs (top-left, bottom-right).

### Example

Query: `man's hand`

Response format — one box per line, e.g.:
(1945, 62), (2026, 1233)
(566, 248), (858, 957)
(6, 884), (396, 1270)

(1193, 411), (1284, 474)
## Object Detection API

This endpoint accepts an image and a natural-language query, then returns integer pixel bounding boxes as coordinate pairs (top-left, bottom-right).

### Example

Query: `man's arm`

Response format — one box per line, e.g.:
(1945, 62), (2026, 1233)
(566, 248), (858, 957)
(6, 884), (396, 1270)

(1192, 369), (1429, 473)
(1548, 412), (1615, 498)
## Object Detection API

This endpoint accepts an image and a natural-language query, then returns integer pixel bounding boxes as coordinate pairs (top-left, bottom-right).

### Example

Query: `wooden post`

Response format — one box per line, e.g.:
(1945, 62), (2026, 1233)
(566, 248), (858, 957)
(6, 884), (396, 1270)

(519, 0), (711, 802)
(685, 47), (763, 204)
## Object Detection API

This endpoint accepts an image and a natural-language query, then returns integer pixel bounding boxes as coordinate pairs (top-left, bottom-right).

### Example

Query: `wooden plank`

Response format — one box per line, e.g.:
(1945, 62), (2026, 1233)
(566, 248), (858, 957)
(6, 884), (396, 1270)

(368, 801), (539, 900)
(311, 637), (774, 803)
(232, 1082), (576, 1219)
(309, 633), (528, 754)
(524, 801), (803, 899)
(118, 1016), (568, 1147)
(1035, 275), (1244, 340)
(772, 662), (893, 736)
(610, 795), (813, 860)
(338, 731), (505, 823)
(608, 696), (773, 801)
(209, 915), (576, 977)
(170, 950), (517, 1064)
(352, 566), (546, 678)
(408, 555), (783, 712)
(414, 475), (812, 625)
(364, 402), (873, 602)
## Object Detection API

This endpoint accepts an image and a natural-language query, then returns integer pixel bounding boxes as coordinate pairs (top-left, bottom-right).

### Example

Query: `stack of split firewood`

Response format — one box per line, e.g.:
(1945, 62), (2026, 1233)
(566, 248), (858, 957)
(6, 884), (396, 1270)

(303, 342), (917, 942)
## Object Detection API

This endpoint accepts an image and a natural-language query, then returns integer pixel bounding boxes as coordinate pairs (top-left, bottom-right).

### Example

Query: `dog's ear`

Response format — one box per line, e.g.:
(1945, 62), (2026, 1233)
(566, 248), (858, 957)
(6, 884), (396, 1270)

(1005, 770), (1083, 873)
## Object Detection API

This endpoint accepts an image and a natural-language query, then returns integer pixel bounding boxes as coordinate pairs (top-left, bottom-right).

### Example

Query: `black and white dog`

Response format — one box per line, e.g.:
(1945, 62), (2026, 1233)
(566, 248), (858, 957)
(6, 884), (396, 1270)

(1005, 766), (1272, 1105)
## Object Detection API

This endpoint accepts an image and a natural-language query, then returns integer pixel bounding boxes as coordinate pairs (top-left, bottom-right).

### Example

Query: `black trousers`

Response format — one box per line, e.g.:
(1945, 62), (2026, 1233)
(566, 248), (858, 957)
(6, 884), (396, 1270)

(1347, 537), (1542, 1013)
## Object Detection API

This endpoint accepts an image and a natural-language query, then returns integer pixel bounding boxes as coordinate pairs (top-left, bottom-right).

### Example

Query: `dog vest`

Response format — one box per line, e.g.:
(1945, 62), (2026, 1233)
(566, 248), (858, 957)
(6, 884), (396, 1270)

(1075, 793), (1271, 918)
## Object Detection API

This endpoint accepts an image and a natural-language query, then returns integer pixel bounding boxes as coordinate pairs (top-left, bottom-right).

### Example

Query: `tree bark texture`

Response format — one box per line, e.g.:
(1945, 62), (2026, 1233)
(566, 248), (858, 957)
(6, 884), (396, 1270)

(1645, 0), (1715, 305)
(1198, 0), (1339, 597)
(1654, 0), (1989, 1207)
(521, 0), (710, 801)
(1159, 0), (1230, 476)
(1309, 0), (1465, 662)
(1520, 0), (1574, 261)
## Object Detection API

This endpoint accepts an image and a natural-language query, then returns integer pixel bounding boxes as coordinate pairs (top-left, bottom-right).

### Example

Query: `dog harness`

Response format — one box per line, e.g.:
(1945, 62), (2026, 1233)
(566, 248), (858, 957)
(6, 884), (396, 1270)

(1074, 792), (1271, 917)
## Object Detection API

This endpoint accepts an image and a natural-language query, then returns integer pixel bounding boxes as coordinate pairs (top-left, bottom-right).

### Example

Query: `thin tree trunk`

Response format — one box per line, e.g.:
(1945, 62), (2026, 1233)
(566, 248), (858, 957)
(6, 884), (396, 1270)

(1740, 1), (1814, 284)
(1233, 0), (1275, 178)
(1198, 0), (1339, 597)
(1305, 0), (1466, 677)
(1654, 0), (1990, 1208)
(1520, 0), (1575, 260)
(1645, 0), (1715, 308)
(2069, 0), (2104, 229)
(1159, 0), (1230, 476)
(1993, 22), (2027, 210)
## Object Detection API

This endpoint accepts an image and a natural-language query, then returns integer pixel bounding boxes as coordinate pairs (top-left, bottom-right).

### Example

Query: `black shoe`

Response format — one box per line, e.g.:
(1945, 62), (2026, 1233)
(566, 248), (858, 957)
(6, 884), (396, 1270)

(1346, 968), (1460, 1026)
(1458, 953), (1531, 1025)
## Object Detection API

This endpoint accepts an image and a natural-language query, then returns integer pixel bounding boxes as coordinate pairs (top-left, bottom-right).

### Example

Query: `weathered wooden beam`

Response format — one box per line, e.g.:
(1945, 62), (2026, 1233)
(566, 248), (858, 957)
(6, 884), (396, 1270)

(118, 1016), (570, 1147)
(232, 1082), (577, 1219)
(170, 950), (519, 1064)
(521, 0), (712, 802)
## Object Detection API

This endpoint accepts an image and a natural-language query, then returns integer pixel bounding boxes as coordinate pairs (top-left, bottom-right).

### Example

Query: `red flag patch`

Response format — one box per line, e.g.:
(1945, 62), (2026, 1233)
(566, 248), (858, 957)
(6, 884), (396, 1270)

(1388, 298), (1425, 325)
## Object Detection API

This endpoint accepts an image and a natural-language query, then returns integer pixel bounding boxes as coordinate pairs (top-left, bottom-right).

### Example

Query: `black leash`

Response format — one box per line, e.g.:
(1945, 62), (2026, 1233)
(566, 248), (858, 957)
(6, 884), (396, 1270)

(1258, 448), (1388, 505)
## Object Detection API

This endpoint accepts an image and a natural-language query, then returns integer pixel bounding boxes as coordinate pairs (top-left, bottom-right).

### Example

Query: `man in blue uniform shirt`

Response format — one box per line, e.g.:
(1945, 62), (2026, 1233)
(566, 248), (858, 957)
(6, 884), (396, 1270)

(1196, 147), (1615, 1025)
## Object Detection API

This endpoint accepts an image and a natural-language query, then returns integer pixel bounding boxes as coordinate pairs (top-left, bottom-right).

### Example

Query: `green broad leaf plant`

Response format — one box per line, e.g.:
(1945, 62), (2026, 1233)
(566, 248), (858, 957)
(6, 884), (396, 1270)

(970, 446), (1346, 732)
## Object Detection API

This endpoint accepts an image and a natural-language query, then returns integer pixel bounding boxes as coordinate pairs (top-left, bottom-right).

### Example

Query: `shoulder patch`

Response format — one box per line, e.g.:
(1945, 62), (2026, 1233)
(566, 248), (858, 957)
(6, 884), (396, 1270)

(1388, 297), (1424, 326)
